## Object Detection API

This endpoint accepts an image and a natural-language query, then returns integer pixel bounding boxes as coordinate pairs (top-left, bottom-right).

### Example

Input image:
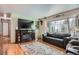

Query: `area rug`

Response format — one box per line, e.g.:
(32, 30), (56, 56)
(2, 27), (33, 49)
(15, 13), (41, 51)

(20, 42), (65, 55)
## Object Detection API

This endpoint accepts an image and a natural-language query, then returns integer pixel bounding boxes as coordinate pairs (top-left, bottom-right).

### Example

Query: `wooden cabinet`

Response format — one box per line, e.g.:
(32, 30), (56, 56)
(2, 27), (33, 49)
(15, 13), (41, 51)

(15, 29), (35, 43)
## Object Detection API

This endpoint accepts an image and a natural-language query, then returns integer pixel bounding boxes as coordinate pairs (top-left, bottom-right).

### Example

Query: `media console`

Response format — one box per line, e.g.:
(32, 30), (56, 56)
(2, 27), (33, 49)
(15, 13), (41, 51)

(15, 29), (35, 43)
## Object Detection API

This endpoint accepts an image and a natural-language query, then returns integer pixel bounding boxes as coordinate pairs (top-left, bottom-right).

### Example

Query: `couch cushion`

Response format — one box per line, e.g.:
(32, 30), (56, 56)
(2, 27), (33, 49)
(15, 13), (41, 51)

(45, 36), (64, 42)
(47, 33), (53, 36)
(47, 33), (71, 39)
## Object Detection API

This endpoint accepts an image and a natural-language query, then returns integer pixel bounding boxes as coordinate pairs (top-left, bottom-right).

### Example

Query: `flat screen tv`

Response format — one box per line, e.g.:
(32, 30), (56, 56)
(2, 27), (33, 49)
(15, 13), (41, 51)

(18, 19), (33, 29)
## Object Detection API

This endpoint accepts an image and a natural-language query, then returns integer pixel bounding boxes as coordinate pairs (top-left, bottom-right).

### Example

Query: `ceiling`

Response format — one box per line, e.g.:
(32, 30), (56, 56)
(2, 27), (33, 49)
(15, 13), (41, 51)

(0, 4), (79, 20)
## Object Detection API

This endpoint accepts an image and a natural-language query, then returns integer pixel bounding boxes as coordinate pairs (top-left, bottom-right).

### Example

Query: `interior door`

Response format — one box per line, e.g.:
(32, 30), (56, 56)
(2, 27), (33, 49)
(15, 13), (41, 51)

(3, 22), (9, 36)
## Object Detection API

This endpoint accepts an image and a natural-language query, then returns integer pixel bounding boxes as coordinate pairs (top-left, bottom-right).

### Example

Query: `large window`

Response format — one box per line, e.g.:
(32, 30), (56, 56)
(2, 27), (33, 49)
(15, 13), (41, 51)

(47, 16), (79, 37)
(68, 17), (76, 37)
(48, 19), (69, 33)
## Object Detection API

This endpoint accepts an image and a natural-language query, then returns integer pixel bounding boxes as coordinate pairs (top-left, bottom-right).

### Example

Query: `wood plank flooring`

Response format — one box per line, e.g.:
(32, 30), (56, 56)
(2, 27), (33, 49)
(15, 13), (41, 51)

(0, 36), (11, 55)
(0, 36), (3, 55)
(2, 37), (65, 55)
(3, 44), (25, 55)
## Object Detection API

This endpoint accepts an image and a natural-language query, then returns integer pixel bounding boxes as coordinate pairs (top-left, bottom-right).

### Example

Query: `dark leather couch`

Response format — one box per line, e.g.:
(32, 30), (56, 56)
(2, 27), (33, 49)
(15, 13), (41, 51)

(42, 33), (71, 49)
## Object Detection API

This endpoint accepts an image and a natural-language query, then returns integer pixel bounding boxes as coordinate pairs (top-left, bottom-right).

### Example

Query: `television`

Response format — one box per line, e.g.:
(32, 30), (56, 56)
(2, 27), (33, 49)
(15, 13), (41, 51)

(18, 19), (33, 29)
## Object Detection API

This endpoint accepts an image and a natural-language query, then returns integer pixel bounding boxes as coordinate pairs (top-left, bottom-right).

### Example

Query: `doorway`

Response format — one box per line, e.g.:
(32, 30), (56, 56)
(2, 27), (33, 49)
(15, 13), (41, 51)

(0, 19), (3, 54)
(0, 19), (11, 54)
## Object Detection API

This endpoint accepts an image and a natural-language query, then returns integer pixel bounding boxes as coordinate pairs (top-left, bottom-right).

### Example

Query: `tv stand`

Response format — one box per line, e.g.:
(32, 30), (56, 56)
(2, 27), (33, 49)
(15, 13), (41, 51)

(15, 29), (35, 43)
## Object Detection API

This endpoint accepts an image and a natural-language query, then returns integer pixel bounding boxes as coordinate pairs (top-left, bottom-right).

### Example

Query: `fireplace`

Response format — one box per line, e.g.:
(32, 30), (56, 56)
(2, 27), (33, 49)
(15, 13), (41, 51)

(22, 34), (32, 40)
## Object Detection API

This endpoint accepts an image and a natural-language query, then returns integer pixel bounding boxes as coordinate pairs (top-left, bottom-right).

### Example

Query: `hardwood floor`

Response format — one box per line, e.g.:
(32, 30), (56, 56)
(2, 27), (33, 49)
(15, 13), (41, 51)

(0, 36), (11, 55)
(3, 44), (25, 55)
(2, 38), (65, 55)
(0, 35), (3, 55)
(2, 36), (25, 55)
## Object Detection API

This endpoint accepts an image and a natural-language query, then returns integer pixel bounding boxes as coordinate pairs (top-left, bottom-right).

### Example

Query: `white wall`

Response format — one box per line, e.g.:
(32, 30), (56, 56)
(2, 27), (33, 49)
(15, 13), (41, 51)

(10, 14), (17, 43)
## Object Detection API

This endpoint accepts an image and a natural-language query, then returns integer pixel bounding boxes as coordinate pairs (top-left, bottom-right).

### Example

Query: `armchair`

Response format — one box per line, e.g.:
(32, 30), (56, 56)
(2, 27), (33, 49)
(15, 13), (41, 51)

(66, 39), (79, 55)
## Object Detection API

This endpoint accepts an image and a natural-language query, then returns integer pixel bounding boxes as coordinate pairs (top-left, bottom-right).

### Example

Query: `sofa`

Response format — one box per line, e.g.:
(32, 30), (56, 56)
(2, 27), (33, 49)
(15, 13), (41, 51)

(42, 33), (71, 49)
